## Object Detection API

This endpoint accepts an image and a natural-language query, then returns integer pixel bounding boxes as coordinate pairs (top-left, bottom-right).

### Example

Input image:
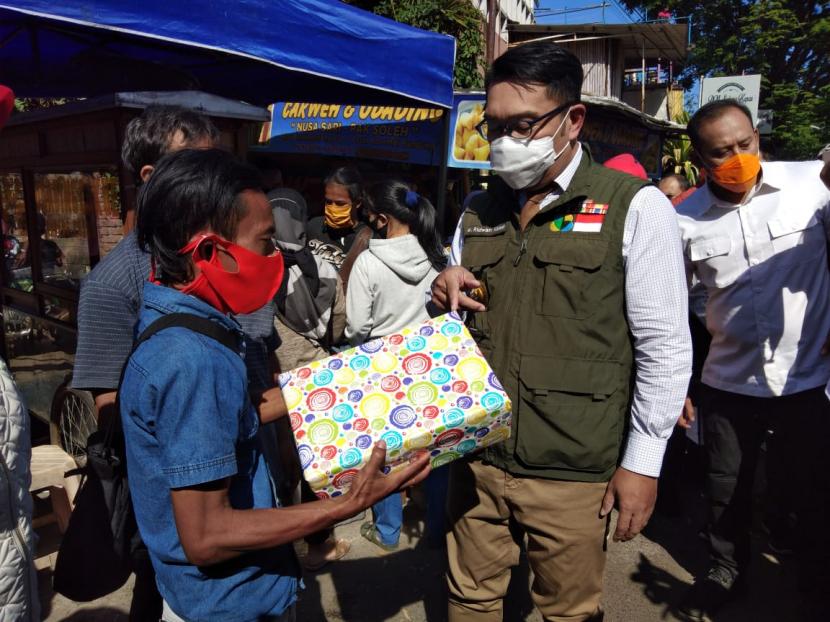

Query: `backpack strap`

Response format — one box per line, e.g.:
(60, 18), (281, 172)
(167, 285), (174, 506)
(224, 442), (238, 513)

(103, 313), (242, 453)
(134, 312), (241, 352)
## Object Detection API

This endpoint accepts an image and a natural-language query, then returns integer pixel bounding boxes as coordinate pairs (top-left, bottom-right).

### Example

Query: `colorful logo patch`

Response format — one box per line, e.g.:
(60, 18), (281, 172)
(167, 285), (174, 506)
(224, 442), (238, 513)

(579, 200), (609, 215)
(550, 214), (574, 232)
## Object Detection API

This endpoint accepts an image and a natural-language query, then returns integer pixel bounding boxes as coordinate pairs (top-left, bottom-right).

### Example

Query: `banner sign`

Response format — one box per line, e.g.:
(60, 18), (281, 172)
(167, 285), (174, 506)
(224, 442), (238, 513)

(699, 75), (762, 124)
(447, 92), (491, 170)
(256, 103), (445, 166)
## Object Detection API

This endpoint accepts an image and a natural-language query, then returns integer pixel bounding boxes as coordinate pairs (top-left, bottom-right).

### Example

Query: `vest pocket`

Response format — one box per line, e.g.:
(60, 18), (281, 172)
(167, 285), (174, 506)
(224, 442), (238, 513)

(462, 238), (508, 354)
(515, 355), (624, 473)
(534, 238), (608, 319)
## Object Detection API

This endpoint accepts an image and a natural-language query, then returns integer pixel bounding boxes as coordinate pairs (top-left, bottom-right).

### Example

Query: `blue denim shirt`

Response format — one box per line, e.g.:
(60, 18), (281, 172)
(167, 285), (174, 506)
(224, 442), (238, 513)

(120, 283), (299, 622)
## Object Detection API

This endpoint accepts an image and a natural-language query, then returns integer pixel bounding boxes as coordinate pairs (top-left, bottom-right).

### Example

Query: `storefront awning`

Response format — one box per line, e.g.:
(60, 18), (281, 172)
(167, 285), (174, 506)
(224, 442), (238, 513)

(0, 0), (456, 108)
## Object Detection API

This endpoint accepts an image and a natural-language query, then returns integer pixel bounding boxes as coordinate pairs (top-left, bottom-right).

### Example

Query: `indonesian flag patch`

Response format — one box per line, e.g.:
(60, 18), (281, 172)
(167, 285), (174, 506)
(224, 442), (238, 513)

(573, 200), (608, 232)
(550, 200), (609, 233)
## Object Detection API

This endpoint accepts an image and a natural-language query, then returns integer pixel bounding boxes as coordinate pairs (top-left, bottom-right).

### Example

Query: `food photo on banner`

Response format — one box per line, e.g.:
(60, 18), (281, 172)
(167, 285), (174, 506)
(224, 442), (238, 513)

(447, 91), (491, 170)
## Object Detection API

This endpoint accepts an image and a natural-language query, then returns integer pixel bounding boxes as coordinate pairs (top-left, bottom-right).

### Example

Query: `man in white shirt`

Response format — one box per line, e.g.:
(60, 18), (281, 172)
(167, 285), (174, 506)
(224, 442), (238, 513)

(677, 100), (830, 620)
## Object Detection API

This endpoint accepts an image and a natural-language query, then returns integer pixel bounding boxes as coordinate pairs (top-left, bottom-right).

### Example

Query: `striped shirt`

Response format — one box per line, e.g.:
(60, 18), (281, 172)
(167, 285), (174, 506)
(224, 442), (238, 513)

(71, 231), (279, 393)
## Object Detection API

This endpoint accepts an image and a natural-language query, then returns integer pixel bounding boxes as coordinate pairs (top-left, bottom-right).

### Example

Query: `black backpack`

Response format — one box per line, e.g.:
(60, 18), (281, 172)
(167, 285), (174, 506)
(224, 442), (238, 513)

(53, 313), (240, 601)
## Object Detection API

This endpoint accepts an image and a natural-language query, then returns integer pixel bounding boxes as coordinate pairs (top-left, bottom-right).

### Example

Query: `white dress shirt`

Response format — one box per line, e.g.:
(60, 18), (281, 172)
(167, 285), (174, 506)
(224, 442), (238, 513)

(677, 160), (830, 397)
(450, 145), (692, 477)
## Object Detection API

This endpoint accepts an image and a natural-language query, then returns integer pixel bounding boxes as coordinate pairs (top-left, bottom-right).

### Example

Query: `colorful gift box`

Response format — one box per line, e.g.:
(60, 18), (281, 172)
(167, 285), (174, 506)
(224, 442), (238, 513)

(279, 313), (512, 498)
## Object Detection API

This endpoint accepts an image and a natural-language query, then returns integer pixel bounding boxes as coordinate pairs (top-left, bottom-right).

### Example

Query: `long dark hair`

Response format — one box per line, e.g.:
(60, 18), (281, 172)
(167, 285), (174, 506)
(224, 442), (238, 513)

(137, 148), (263, 285)
(324, 166), (364, 206)
(367, 180), (446, 271)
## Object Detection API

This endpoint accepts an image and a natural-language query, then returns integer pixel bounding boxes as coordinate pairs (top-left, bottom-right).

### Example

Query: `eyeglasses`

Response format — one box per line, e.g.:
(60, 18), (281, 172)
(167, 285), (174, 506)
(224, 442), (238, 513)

(475, 101), (574, 141)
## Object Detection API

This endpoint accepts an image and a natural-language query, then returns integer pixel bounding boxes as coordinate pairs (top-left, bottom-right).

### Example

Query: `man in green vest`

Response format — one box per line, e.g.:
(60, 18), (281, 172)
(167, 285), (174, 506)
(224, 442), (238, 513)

(431, 41), (692, 621)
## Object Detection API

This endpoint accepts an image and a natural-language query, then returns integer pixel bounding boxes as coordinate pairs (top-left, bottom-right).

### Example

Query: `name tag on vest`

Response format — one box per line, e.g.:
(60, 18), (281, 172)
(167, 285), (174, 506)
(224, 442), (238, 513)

(465, 223), (507, 236)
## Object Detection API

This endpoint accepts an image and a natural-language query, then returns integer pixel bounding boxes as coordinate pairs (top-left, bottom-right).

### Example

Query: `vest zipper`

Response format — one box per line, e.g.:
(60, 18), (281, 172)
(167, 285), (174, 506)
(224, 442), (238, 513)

(513, 236), (528, 266)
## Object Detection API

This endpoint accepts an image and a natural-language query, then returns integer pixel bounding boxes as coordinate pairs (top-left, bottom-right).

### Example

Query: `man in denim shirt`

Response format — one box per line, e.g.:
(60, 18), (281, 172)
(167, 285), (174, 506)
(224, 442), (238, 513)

(120, 149), (430, 622)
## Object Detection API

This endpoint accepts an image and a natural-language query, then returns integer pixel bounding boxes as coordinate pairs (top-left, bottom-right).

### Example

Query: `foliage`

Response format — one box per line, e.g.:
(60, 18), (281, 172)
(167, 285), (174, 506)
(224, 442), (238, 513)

(662, 110), (698, 184)
(14, 98), (70, 112)
(620, 1), (830, 159)
(345, 0), (485, 89)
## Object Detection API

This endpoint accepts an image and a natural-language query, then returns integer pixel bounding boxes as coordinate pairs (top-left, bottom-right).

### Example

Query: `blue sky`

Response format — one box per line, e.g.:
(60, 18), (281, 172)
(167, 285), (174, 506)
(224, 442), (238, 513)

(535, 0), (641, 25)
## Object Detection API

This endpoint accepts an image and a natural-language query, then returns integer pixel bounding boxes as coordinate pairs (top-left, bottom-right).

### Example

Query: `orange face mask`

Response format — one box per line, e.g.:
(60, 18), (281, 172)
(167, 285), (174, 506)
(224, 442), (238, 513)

(324, 201), (354, 230)
(709, 153), (761, 193)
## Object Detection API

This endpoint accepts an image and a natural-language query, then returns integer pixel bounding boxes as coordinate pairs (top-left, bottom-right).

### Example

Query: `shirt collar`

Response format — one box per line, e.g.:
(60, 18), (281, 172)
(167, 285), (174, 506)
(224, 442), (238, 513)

(704, 165), (780, 210)
(141, 281), (242, 334)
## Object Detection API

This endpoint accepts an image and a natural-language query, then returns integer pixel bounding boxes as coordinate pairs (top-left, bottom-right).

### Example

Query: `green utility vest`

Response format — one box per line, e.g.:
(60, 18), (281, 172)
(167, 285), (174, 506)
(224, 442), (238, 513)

(461, 149), (648, 482)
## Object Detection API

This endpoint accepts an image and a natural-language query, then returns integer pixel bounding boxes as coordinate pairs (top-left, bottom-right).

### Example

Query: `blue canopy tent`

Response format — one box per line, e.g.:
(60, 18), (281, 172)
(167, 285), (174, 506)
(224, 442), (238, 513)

(0, 0), (456, 108)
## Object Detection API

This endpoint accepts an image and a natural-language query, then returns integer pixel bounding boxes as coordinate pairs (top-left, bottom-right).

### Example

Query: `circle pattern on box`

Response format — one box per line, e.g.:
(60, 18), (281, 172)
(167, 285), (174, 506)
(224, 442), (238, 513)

(443, 408), (465, 428)
(381, 375), (401, 392)
(381, 430), (404, 450)
(403, 353), (431, 375)
(441, 321), (462, 337)
(432, 451), (460, 468)
(332, 469), (358, 490)
(360, 338), (384, 353)
(430, 368), (452, 385)
(280, 315), (511, 497)
(389, 405), (417, 429)
(313, 369), (334, 386)
(360, 393), (390, 419)
(307, 388), (336, 411)
(340, 448), (362, 468)
(408, 382), (438, 406)
(488, 372), (503, 391)
(405, 431), (432, 450)
(406, 335), (427, 352)
(481, 391), (505, 413)
(458, 357), (487, 381)
(298, 444), (314, 469)
(289, 412), (303, 431)
(372, 351), (398, 373)
(308, 420), (338, 444)
(332, 403), (354, 422)
(436, 429), (464, 448)
(283, 386), (302, 411)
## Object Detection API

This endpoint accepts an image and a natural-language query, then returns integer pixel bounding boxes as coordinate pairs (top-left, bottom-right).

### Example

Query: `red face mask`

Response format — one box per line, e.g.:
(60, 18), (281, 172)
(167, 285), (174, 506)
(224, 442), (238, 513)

(178, 234), (284, 315)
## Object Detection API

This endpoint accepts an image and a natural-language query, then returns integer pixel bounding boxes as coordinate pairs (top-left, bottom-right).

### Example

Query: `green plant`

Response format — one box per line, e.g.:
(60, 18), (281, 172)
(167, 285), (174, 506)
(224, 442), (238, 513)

(662, 110), (698, 184)
(345, 0), (485, 89)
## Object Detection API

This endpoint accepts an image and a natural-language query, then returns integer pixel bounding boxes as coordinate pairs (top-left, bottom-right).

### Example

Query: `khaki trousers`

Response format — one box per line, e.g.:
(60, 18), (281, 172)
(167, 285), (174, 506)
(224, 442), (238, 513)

(446, 460), (609, 622)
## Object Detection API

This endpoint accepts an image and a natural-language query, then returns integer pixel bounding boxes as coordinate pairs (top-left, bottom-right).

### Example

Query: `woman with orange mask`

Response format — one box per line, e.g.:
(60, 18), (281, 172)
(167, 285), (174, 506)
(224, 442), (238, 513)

(307, 166), (369, 253)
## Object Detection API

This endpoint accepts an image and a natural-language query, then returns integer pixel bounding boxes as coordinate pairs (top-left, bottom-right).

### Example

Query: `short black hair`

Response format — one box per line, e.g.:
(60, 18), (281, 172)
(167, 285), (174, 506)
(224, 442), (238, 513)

(137, 148), (262, 285)
(687, 100), (754, 150)
(485, 41), (583, 104)
(324, 166), (364, 205)
(121, 105), (219, 185)
(661, 173), (691, 191)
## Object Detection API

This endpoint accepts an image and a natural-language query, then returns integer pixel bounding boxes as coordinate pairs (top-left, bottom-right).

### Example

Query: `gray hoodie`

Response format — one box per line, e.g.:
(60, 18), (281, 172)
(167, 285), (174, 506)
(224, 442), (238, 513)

(345, 234), (438, 344)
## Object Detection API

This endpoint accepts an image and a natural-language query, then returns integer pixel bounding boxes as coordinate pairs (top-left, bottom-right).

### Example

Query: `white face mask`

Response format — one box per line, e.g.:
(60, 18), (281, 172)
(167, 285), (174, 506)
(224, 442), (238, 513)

(489, 111), (571, 190)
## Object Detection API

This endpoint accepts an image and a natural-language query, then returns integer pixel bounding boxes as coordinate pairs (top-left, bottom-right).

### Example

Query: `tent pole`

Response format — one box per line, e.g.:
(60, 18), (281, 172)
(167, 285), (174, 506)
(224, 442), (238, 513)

(436, 108), (451, 237)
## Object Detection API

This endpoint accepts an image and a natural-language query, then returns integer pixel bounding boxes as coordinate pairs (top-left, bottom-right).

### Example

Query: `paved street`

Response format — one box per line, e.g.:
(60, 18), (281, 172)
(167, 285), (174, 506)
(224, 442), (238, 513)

(38, 488), (798, 622)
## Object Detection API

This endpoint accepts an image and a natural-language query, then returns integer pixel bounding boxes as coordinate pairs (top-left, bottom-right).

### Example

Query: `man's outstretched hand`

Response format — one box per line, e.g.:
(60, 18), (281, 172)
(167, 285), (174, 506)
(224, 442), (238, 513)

(341, 441), (431, 516)
(431, 266), (486, 313)
(600, 467), (658, 542)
